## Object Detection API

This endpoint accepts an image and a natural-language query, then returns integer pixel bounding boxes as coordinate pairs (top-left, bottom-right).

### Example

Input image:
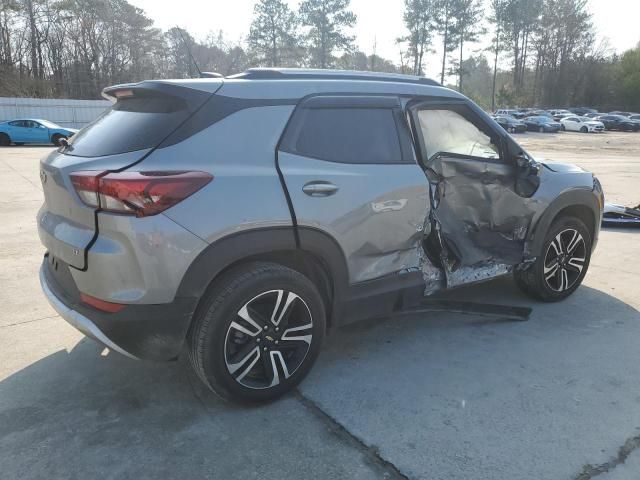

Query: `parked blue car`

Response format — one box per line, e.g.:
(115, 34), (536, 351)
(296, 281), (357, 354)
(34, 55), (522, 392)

(523, 115), (562, 133)
(0, 119), (78, 146)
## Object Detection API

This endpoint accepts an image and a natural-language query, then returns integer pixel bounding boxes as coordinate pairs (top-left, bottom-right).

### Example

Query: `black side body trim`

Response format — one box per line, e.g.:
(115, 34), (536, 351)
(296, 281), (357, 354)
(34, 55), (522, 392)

(526, 188), (600, 256)
(43, 256), (197, 361)
(176, 227), (299, 299)
(159, 95), (297, 149)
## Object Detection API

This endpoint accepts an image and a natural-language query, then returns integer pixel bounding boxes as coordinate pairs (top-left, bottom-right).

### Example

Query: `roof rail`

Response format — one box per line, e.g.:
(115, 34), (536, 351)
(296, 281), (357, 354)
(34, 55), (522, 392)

(228, 68), (442, 87)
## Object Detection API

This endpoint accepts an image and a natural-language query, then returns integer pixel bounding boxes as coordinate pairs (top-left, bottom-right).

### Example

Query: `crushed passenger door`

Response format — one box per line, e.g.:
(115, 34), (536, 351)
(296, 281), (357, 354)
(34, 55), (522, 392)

(410, 102), (537, 289)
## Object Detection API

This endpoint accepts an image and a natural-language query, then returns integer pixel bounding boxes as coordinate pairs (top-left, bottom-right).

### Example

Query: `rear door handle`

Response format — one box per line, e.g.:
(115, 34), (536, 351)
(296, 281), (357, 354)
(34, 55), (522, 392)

(302, 181), (339, 197)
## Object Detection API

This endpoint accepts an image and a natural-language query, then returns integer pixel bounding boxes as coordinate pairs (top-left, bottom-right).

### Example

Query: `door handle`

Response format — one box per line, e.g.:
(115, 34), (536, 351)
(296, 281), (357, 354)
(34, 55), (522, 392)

(302, 181), (339, 197)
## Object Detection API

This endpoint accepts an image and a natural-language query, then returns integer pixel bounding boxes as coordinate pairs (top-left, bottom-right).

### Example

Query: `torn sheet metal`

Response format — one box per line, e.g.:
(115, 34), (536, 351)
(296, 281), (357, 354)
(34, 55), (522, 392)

(444, 262), (513, 288)
(417, 155), (539, 293)
(427, 155), (536, 267)
(602, 202), (640, 227)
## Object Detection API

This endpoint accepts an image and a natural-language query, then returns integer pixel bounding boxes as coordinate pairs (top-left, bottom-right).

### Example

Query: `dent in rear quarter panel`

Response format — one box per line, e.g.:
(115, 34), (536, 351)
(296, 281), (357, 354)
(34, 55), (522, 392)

(70, 212), (208, 304)
(134, 104), (297, 243)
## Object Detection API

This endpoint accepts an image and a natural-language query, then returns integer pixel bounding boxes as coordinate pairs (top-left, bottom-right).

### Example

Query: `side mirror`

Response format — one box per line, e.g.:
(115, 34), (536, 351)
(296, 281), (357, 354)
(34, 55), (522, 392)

(516, 154), (540, 174)
(514, 154), (540, 197)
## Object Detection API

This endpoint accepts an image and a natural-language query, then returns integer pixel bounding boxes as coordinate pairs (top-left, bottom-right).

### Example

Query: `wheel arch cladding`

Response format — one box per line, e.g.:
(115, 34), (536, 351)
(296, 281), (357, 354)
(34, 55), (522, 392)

(527, 188), (600, 256)
(176, 227), (349, 331)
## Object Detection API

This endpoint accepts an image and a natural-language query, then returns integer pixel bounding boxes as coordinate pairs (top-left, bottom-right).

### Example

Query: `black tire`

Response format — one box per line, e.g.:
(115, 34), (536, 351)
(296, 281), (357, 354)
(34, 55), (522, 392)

(580, 126), (588, 133)
(51, 134), (66, 146)
(188, 262), (326, 403)
(561, 124), (566, 131)
(539, 126), (545, 133)
(0, 133), (10, 146)
(515, 216), (592, 302)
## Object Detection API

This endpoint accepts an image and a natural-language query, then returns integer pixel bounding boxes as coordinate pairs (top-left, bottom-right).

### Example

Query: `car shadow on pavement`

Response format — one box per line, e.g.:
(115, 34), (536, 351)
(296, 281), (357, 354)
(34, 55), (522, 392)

(1, 277), (639, 479)
(299, 277), (640, 480)
(0, 337), (385, 478)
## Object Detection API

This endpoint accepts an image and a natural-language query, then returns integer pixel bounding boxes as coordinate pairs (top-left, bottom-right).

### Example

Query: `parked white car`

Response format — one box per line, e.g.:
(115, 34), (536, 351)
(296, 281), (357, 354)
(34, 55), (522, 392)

(560, 116), (605, 133)
(550, 109), (573, 120)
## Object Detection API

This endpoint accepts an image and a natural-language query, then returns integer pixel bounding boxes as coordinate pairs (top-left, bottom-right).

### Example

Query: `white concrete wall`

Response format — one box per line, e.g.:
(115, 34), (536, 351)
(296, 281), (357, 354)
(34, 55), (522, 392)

(0, 97), (111, 129)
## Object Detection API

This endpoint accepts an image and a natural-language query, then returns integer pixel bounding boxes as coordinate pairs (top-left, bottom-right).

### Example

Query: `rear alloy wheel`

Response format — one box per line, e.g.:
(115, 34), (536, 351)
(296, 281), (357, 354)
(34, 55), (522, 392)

(225, 290), (313, 389)
(0, 133), (10, 146)
(188, 262), (326, 403)
(515, 216), (592, 302)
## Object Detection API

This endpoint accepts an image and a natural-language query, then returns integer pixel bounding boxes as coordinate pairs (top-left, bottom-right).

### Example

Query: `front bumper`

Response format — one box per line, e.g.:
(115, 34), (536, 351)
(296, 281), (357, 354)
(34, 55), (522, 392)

(39, 255), (198, 360)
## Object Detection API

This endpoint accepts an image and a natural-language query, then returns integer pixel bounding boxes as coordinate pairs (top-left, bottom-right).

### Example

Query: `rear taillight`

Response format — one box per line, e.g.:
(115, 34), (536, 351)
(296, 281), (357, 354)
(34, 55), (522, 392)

(70, 171), (212, 217)
(80, 293), (125, 313)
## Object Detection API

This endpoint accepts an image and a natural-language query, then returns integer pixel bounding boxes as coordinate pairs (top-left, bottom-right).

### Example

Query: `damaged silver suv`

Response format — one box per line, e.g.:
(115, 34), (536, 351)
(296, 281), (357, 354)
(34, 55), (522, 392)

(38, 68), (604, 403)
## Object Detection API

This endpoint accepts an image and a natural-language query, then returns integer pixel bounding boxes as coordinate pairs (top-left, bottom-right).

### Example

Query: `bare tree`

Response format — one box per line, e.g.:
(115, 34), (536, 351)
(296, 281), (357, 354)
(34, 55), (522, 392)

(401, 0), (437, 75)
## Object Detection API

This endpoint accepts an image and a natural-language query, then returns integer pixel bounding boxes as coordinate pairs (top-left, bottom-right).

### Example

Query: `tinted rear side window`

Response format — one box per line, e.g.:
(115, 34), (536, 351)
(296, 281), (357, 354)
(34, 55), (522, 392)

(285, 107), (402, 164)
(66, 94), (190, 157)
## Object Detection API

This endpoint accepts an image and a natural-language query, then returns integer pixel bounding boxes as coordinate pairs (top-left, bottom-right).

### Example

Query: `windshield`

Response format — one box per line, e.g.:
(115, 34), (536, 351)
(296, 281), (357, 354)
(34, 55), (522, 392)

(37, 119), (63, 129)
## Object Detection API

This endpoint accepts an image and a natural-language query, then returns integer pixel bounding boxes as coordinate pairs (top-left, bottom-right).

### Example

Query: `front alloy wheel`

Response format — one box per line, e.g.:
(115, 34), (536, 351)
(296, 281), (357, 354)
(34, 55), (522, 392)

(514, 216), (592, 302)
(543, 228), (586, 292)
(225, 290), (313, 389)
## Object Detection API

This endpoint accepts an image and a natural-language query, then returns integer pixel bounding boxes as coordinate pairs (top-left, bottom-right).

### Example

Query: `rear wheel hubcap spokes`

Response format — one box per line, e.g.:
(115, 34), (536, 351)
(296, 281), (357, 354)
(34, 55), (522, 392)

(225, 289), (313, 389)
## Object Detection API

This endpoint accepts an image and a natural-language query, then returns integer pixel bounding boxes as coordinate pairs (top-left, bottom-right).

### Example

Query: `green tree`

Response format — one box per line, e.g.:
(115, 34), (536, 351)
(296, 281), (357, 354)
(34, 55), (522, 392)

(248, 0), (300, 67)
(299, 0), (356, 68)
(435, 0), (459, 84)
(488, 0), (507, 110)
(451, 0), (484, 92)
(618, 44), (640, 111)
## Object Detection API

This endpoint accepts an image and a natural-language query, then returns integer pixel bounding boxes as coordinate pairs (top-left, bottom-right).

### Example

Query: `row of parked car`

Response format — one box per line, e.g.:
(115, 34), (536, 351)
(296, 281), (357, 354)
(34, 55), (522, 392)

(492, 108), (640, 134)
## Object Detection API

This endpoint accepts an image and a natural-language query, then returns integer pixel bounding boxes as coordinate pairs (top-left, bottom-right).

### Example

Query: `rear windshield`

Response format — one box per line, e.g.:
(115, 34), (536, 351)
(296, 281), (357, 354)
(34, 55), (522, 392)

(65, 93), (190, 157)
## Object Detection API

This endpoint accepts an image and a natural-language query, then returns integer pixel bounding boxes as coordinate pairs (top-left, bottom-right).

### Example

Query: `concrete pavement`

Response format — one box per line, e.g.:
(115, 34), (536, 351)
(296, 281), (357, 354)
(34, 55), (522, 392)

(1, 137), (639, 479)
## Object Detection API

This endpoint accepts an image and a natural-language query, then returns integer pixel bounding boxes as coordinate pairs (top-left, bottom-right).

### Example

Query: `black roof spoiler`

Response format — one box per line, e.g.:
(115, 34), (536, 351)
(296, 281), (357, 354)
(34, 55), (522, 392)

(101, 81), (213, 112)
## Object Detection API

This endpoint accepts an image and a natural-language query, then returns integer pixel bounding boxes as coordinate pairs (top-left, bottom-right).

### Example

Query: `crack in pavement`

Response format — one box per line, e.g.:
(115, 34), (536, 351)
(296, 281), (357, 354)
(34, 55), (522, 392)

(575, 434), (640, 479)
(0, 314), (59, 328)
(184, 370), (410, 480)
(0, 158), (43, 192)
(294, 390), (410, 480)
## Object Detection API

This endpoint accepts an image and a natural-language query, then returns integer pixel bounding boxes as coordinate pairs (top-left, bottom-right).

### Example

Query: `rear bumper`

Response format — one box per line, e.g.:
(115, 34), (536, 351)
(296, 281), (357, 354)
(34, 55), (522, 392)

(39, 255), (198, 361)
(40, 265), (139, 359)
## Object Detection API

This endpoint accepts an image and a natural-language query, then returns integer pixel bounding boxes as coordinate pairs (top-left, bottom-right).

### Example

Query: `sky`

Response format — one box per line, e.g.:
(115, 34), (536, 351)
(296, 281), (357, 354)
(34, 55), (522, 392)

(128, 0), (640, 79)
